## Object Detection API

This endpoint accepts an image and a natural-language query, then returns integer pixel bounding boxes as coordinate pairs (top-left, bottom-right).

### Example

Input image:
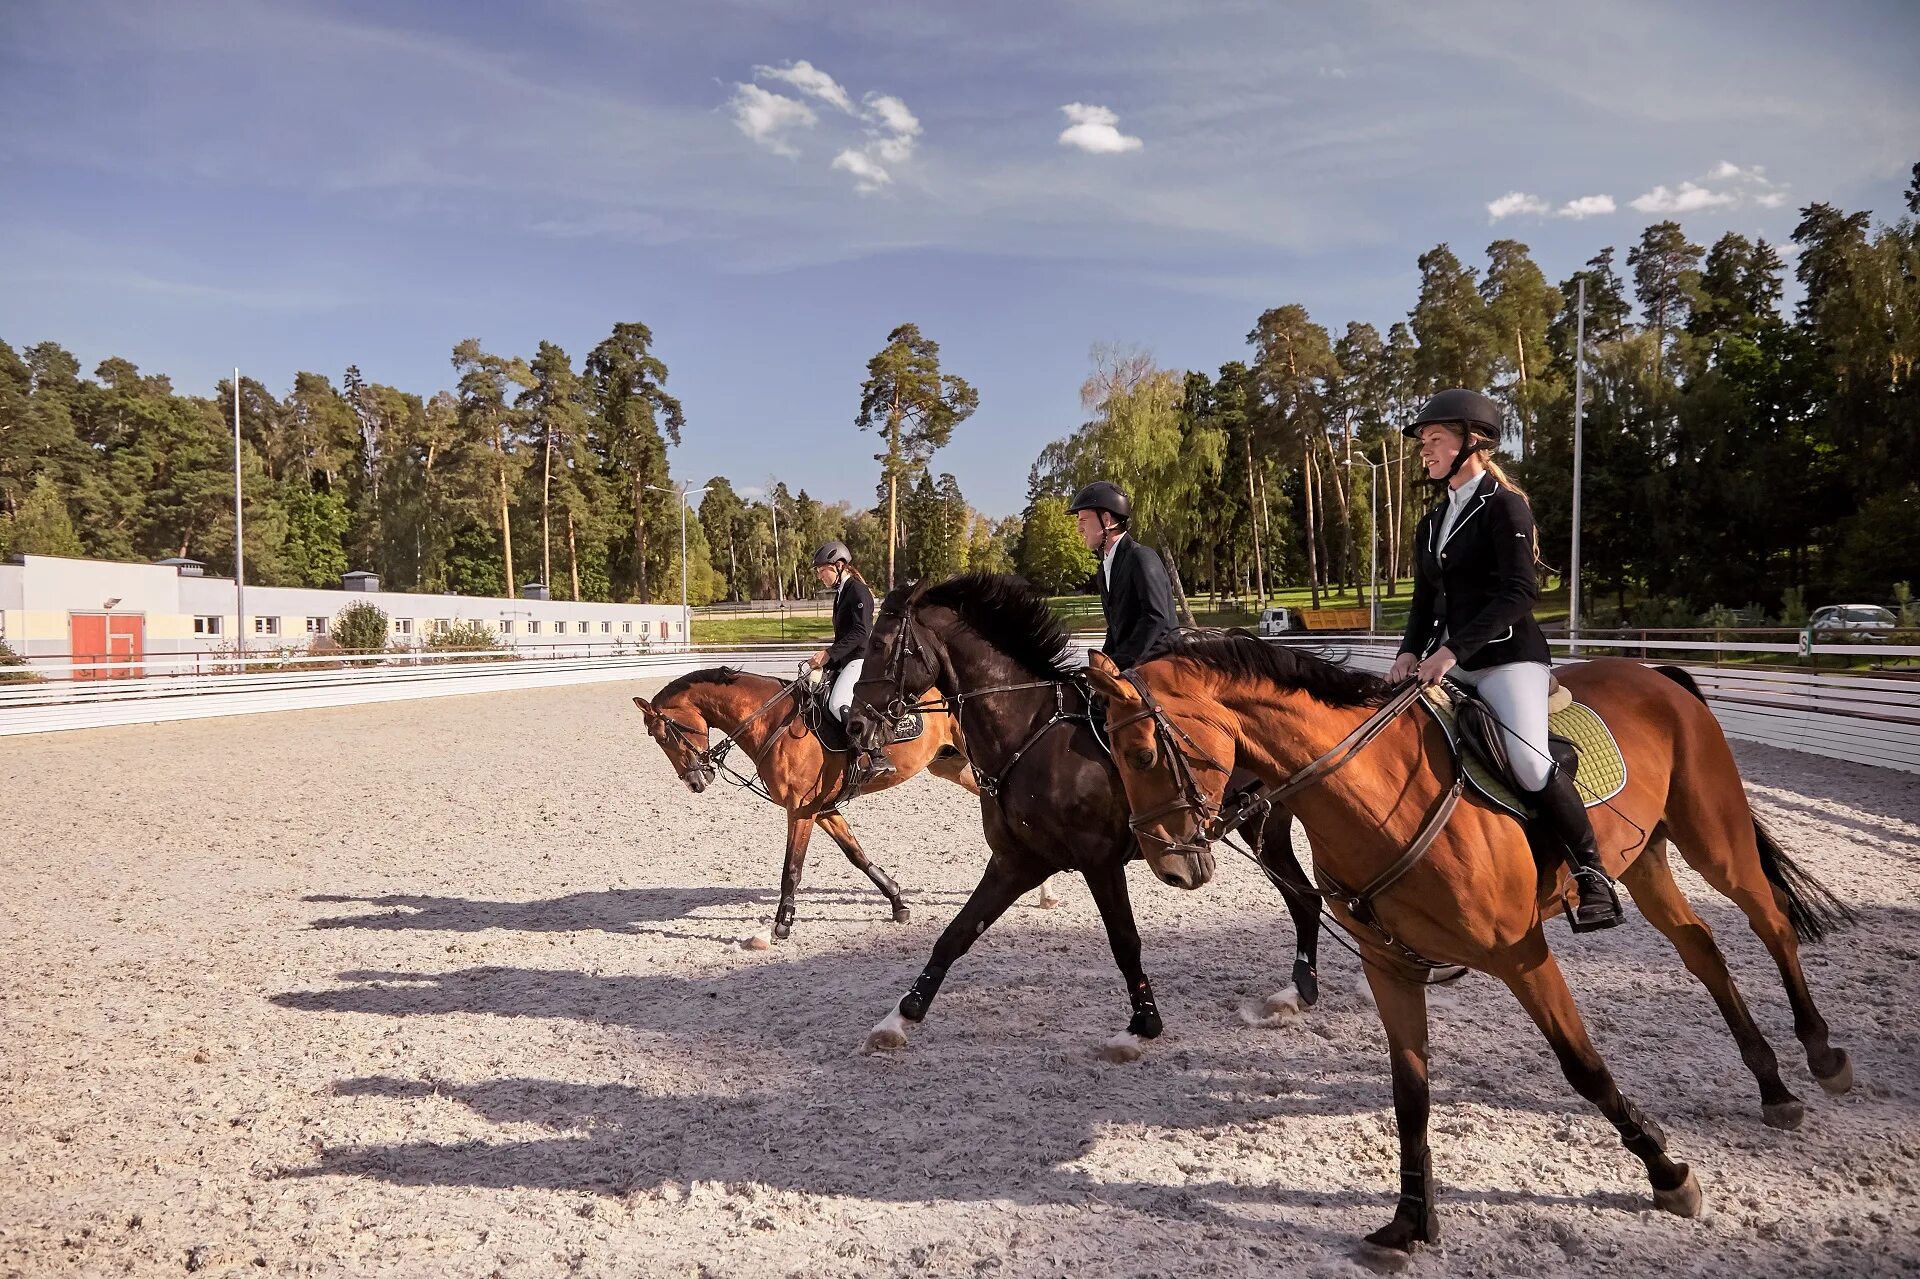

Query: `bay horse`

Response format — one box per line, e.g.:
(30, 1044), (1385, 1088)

(1083, 636), (1855, 1262)
(632, 667), (978, 939)
(845, 574), (1327, 1062)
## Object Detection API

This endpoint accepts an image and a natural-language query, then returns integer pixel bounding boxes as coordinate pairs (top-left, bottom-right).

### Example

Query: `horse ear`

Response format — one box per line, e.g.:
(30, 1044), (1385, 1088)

(905, 577), (933, 606)
(631, 695), (655, 718)
(1084, 653), (1134, 703)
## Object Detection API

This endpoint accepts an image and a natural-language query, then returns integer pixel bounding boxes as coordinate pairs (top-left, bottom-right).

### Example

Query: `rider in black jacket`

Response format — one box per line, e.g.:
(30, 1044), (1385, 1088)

(1390, 389), (1621, 931)
(1068, 480), (1178, 670)
(808, 540), (892, 780)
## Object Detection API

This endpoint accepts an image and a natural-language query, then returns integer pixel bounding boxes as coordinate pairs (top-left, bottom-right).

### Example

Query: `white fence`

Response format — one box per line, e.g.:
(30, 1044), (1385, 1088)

(1279, 635), (1920, 776)
(0, 646), (817, 737)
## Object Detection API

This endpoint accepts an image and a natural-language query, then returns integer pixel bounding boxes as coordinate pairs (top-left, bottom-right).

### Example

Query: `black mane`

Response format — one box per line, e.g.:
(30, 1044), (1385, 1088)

(885, 573), (1076, 678)
(1157, 630), (1392, 708)
(655, 666), (752, 702)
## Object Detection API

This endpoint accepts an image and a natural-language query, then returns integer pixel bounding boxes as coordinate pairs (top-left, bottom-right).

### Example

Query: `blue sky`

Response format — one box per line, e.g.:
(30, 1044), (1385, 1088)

(3, 0), (1916, 515)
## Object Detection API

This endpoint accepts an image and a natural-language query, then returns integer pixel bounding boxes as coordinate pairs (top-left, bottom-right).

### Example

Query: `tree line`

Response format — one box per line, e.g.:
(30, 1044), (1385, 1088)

(3, 164), (1914, 624)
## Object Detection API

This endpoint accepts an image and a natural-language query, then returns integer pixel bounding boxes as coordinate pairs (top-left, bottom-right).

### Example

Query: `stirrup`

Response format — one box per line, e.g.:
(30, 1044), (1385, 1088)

(1565, 867), (1623, 933)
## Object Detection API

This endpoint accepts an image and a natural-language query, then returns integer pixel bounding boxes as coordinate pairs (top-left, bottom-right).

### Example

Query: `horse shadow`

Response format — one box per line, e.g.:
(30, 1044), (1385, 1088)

(303, 887), (769, 936)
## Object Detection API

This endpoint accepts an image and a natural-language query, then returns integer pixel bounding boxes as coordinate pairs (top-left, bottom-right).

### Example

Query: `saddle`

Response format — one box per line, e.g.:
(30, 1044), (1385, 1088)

(1422, 677), (1626, 819)
(793, 680), (925, 755)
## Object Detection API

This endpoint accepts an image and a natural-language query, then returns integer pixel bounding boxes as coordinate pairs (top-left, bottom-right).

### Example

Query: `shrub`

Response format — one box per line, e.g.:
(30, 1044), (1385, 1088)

(425, 620), (506, 663)
(0, 637), (40, 683)
(331, 601), (390, 656)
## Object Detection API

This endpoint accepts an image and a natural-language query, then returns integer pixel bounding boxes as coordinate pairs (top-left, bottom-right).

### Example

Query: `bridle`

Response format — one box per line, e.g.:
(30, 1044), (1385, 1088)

(648, 677), (805, 801)
(1107, 670), (1469, 968)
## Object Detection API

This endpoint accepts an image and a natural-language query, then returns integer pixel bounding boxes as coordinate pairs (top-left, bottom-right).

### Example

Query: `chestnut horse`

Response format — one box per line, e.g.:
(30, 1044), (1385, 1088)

(633, 667), (978, 939)
(1084, 636), (1854, 1263)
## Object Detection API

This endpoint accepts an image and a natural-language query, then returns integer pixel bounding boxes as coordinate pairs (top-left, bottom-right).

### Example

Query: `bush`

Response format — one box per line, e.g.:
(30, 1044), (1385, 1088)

(0, 637), (41, 683)
(425, 620), (506, 663)
(1778, 586), (1808, 629)
(331, 601), (390, 656)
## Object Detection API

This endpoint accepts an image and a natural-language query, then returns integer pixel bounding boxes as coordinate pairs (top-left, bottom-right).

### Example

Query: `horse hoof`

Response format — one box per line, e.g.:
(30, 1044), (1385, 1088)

(891, 905), (911, 924)
(1038, 894), (1063, 910)
(1266, 987), (1306, 1017)
(771, 921), (792, 941)
(1816, 1051), (1853, 1095)
(739, 932), (772, 951)
(864, 1008), (910, 1054)
(1352, 1240), (1415, 1274)
(1100, 1032), (1145, 1063)
(1762, 1099), (1805, 1131)
(1652, 1167), (1702, 1218)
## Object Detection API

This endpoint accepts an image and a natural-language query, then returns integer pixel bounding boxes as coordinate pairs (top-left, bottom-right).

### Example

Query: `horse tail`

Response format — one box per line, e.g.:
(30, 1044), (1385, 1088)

(1652, 663), (1853, 943)
(1753, 818), (1855, 943)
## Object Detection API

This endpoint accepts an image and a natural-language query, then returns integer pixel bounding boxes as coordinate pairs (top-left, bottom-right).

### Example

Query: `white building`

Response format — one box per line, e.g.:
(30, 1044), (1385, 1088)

(0, 554), (687, 678)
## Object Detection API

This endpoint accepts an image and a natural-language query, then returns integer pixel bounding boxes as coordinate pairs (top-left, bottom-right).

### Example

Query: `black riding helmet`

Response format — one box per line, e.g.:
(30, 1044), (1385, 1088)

(1404, 389), (1502, 484)
(811, 540), (852, 568)
(1067, 480), (1131, 526)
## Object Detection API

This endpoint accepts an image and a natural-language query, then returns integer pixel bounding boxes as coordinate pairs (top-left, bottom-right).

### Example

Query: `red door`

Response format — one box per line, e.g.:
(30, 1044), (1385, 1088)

(69, 614), (144, 680)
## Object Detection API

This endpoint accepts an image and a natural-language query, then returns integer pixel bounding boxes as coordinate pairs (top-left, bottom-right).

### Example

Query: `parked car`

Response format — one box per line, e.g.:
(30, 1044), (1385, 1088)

(1257, 607), (1296, 637)
(1809, 604), (1898, 640)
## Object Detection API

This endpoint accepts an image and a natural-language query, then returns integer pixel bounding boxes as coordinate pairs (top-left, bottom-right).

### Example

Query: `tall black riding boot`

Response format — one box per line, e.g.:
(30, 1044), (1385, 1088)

(1530, 766), (1622, 932)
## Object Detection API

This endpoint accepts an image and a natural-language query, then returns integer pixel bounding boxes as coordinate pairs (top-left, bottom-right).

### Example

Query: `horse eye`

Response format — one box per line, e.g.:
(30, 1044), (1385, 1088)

(1130, 747), (1156, 770)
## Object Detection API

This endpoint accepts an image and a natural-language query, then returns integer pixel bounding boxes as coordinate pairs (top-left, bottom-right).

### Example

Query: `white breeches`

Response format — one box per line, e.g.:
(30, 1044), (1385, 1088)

(828, 658), (864, 721)
(1449, 660), (1555, 791)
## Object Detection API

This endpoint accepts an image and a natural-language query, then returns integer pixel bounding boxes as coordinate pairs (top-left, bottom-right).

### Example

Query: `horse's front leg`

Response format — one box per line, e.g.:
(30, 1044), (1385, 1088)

(1356, 955), (1441, 1264)
(772, 812), (813, 940)
(1081, 857), (1163, 1062)
(864, 847), (1048, 1053)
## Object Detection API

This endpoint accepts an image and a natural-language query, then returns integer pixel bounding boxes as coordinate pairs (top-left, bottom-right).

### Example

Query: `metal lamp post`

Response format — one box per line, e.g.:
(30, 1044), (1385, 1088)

(647, 482), (712, 650)
(1346, 453), (1386, 635)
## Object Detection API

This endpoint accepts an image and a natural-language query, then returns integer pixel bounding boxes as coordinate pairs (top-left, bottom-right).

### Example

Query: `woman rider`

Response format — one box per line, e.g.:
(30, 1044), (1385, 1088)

(1387, 389), (1622, 932)
(808, 540), (893, 781)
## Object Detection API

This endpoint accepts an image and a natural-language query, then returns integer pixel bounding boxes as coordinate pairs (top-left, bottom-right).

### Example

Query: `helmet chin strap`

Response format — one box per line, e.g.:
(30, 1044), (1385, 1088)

(1435, 436), (1492, 485)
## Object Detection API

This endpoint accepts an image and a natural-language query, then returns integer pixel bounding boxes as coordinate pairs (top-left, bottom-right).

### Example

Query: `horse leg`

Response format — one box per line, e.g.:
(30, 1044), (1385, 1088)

(772, 812), (813, 941)
(1356, 957), (1440, 1261)
(1081, 858), (1162, 1062)
(815, 810), (911, 924)
(1620, 838), (1802, 1128)
(1666, 813), (1852, 1093)
(1496, 934), (1701, 1217)
(1032, 874), (1063, 910)
(1247, 808), (1321, 1018)
(864, 849), (1050, 1053)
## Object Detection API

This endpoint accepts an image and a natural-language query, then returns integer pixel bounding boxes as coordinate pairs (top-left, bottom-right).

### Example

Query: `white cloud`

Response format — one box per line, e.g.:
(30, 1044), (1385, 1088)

(753, 59), (854, 115)
(864, 93), (920, 139)
(1487, 191), (1550, 221)
(1557, 194), (1616, 219)
(1755, 191), (1787, 208)
(832, 147), (892, 193)
(728, 83), (815, 158)
(1058, 103), (1143, 155)
(1631, 181), (1736, 214)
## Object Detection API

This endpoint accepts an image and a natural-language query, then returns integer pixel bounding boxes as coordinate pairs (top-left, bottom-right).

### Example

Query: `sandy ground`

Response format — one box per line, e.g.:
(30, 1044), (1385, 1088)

(2, 680), (1918, 1278)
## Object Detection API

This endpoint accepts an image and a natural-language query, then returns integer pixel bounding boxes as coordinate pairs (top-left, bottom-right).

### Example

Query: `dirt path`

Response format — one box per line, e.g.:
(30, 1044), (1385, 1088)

(3, 681), (1916, 1276)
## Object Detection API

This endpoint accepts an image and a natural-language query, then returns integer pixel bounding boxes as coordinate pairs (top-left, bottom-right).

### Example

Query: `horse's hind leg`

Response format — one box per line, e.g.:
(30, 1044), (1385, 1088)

(1032, 875), (1064, 910)
(815, 811), (910, 924)
(1247, 808), (1321, 1017)
(1620, 837), (1802, 1128)
(772, 813), (813, 941)
(864, 848), (1049, 1053)
(1663, 787), (1852, 1091)
(1496, 932), (1702, 1218)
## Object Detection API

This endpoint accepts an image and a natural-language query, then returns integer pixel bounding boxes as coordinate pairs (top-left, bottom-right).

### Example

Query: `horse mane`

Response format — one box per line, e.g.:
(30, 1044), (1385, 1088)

(886, 572), (1076, 678)
(655, 666), (755, 702)
(1157, 630), (1393, 708)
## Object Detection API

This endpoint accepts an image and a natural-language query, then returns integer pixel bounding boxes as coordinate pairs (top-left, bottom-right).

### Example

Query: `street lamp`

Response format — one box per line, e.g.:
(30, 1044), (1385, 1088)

(1346, 453), (1387, 635)
(646, 482), (712, 649)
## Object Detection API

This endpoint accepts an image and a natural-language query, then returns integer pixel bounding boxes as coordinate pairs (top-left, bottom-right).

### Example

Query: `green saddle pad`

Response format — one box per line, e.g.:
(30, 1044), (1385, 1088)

(1421, 687), (1627, 819)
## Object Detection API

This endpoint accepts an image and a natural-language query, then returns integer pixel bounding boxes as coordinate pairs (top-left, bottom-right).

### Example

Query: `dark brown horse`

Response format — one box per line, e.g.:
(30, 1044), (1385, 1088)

(1084, 635), (1855, 1262)
(633, 667), (977, 939)
(846, 574), (1328, 1061)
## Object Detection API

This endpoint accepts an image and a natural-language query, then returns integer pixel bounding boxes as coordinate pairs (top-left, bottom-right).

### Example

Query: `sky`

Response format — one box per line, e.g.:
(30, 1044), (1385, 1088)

(3, 0), (1917, 516)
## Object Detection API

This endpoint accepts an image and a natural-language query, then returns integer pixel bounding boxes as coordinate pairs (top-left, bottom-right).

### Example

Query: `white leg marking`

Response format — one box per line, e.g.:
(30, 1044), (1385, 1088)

(1100, 1031), (1146, 1063)
(865, 1003), (910, 1053)
(1238, 984), (1306, 1028)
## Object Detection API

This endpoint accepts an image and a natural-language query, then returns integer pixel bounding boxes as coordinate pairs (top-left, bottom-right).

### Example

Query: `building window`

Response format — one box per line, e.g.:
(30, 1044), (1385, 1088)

(305, 616), (328, 636)
(392, 618), (413, 636)
(577, 620), (589, 634)
(528, 620), (542, 634)
(254, 616), (281, 636)
(600, 620), (611, 634)
(431, 618), (451, 634)
(621, 621), (632, 634)
(500, 619), (514, 635)
(194, 615), (223, 636)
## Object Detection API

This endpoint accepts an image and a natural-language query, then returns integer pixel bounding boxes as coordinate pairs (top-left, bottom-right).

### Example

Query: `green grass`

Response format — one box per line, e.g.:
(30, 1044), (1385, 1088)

(691, 614), (833, 645)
